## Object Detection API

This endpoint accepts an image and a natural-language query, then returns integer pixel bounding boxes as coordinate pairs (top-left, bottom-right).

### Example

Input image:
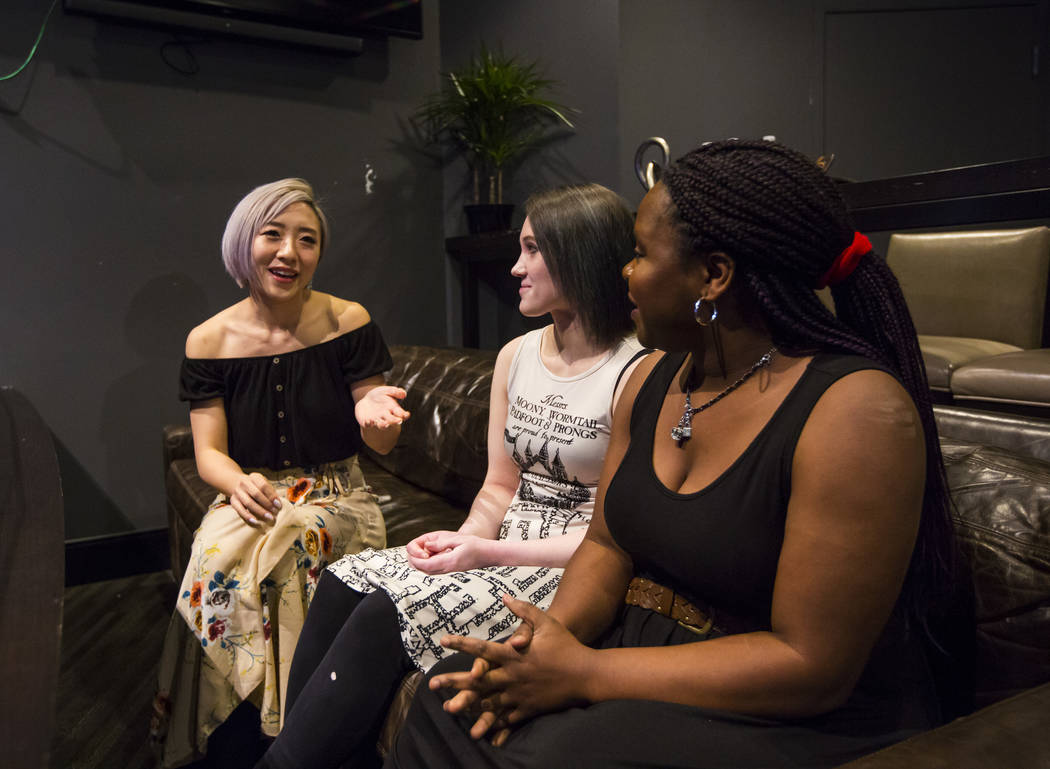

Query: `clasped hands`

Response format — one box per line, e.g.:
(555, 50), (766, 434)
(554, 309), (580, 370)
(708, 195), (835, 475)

(405, 530), (494, 573)
(429, 595), (593, 745)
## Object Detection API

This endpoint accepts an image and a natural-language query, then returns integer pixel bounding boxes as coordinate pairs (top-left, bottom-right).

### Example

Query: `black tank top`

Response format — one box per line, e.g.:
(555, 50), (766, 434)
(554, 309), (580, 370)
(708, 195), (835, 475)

(604, 352), (893, 631)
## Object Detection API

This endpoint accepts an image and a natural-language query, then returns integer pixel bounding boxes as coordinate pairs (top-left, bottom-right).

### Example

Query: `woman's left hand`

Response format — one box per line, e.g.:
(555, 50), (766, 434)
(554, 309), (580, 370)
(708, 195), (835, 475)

(431, 596), (593, 740)
(355, 385), (410, 429)
(406, 531), (494, 573)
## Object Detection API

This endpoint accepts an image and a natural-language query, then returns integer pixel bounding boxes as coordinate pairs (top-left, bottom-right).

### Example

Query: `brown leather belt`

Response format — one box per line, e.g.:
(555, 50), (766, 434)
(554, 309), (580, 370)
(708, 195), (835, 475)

(624, 576), (714, 635)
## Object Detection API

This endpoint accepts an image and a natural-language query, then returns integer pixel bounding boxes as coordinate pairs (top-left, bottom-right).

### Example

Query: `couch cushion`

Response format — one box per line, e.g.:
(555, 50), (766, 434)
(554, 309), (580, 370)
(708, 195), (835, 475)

(918, 336), (1021, 391)
(358, 455), (468, 548)
(941, 438), (1050, 707)
(364, 345), (494, 507)
(952, 349), (1050, 409)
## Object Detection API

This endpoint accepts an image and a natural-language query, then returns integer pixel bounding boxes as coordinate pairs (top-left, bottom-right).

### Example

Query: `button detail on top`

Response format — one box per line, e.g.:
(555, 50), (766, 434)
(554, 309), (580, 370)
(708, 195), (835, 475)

(273, 357), (280, 365)
(276, 384), (284, 392)
(283, 460), (291, 467)
(280, 436), (287, 444)
(278, 411), (285, 419)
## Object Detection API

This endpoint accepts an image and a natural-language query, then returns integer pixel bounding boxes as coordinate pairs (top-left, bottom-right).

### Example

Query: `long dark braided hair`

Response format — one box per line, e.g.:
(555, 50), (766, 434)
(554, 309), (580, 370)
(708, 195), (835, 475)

(662, 139), (956, 630)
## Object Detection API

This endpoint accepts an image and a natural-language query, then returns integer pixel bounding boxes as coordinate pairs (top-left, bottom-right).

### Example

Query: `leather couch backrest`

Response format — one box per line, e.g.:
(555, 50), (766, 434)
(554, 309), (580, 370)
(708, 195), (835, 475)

(363, 345), (496, 508)
(887, 227), (1050, 348)
(934, 405), (1050, 464)
(940, 436), (1050, 707)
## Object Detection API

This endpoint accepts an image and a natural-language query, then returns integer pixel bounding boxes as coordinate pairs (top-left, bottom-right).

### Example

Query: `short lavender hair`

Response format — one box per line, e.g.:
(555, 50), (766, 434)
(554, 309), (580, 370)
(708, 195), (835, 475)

(221, 178), (329, 288)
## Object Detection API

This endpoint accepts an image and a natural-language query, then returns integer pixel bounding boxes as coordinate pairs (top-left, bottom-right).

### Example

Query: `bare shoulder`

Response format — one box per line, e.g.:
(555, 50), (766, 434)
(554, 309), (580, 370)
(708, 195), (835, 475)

(611, 344), (655, 413)
(811, 367), (919, 432)
(611, 349), (664, 422)
(184, 303), (245, 358)
(490, 334), (528, 389)
(319, 293), (372, 334)
(622, 349), (664, 398)
(798, 367), (924, 474)
(497, 333), (528, 367)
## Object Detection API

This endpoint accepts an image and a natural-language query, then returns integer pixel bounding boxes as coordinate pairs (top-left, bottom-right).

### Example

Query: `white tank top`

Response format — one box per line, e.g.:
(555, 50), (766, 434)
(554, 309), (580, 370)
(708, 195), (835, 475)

(499, 328), (644, 540)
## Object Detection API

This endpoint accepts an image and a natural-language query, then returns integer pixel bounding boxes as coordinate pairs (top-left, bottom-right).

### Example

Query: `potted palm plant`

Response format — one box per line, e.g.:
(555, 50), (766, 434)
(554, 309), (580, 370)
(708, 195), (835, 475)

(415, 46), (577, 234)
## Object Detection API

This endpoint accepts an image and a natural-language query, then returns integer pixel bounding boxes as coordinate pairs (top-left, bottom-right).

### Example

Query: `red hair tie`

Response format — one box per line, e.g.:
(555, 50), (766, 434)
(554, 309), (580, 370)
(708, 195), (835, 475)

(816, 231), (871, 289)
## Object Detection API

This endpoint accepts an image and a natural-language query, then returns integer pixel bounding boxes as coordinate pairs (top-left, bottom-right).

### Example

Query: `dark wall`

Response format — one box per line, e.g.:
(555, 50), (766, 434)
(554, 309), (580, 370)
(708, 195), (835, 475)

(437, 0), (622, 237)
(618, 0), (816, 206)
(619, 0), (1049, 201)
(436, 0), (622, 348)
(0, 0), (444, 538)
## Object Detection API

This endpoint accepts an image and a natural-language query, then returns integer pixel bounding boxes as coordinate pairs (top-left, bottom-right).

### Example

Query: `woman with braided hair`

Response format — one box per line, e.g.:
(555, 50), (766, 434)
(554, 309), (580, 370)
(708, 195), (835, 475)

(386, 140), (967, 769)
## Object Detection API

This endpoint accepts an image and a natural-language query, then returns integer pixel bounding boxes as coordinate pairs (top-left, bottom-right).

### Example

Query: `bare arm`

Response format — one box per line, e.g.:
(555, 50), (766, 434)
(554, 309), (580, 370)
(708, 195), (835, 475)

(189, 398), (282, 526)
(542, 351), (654, 640)
(409, 340), (650, 573)
(184, 323), (282, 526)
(330, 300), (407, 456)
(406, 337), (524, 571)
(572, 370), (925, 716)
(351, 375), (409, 455)
(436, 368), (926, 729)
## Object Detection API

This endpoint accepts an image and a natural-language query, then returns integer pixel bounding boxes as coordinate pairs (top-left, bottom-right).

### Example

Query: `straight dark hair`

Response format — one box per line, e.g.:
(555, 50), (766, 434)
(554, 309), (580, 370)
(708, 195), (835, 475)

(525, 183), (635, 348)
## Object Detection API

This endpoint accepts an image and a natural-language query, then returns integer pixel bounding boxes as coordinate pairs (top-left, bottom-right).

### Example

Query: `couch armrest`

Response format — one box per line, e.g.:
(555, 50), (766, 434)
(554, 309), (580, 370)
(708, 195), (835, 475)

(834, 681), (1050, 768)
(163, 424), (195, 469)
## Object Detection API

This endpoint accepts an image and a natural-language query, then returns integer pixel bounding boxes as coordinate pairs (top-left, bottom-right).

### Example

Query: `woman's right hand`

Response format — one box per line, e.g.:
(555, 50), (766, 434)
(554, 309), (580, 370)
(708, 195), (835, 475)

(229, 472), (281, 527)
(432, 596), (592, 740)
(405, 530), (494, 573)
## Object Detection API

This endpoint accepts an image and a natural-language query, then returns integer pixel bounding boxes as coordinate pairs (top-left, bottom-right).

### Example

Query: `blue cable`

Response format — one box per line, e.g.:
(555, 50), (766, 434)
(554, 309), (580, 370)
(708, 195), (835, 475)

(1, 0), (59, 82)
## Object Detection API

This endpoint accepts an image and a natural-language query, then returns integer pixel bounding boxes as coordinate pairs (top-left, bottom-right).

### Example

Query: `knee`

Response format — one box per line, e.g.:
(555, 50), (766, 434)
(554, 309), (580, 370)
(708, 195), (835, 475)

(424, 651), (473, 681)
(354, 590), (400, 631)
(276, 503), (323, 531)
(277, 505), (334, 552)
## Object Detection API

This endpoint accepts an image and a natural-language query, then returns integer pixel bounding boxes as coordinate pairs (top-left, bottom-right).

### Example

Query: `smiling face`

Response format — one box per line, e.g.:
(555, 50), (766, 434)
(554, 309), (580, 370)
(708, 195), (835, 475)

(623, 184), (704, 350)
(511, 216), (568, 317)
(249, 201), (321, 301)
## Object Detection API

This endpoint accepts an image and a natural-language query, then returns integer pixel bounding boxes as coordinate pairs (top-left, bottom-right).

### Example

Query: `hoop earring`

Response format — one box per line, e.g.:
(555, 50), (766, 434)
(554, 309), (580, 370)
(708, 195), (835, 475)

(711, 320), (726, 377)
(694, 298), (718, 326)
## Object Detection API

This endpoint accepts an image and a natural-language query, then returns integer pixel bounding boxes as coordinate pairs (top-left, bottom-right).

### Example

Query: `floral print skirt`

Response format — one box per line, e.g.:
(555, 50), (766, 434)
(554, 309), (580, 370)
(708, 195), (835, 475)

(152, 456), (384, 768)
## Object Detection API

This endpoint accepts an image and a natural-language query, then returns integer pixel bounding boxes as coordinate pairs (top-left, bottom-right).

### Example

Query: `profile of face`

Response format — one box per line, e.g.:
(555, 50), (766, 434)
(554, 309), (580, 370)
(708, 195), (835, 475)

(511, 216), (568, 317)
(249, 201), (322, 300)
(623, 184), (700, 350)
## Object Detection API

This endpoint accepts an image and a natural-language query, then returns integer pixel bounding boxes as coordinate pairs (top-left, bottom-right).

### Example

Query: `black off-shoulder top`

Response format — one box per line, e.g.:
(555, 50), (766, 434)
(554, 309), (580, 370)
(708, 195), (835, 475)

(179, 322), (393, 470)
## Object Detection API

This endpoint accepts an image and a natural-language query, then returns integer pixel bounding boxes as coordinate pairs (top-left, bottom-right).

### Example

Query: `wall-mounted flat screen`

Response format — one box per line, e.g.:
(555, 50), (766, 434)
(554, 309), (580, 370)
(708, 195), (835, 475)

(65, 0), (423, 53)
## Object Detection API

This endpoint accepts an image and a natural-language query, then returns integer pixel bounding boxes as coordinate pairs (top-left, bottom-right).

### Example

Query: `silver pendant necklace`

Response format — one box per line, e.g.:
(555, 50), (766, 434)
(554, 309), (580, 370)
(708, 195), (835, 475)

(671, 348), (777, 446)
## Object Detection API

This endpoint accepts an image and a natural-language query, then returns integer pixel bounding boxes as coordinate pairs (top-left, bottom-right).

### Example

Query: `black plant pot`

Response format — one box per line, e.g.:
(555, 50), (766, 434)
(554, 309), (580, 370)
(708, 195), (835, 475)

(464, 203), (515, 234)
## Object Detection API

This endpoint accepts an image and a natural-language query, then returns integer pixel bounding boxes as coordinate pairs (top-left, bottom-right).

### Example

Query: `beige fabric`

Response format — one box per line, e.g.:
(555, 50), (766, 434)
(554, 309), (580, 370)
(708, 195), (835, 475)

(952, 349), (1050, 407)
(887, 227), (1050, 349)
(153, 456), (384, 767)
(918, 335), (1021, 390)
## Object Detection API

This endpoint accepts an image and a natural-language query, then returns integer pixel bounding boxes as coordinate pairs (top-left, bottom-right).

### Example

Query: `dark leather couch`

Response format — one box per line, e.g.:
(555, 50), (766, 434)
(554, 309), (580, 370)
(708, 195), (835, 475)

(163, 345), (1050, 767)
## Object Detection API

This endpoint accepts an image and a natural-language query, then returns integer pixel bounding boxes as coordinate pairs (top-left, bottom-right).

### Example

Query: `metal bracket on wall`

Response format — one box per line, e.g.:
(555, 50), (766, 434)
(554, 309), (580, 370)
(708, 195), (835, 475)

(634, 137), (670, 191)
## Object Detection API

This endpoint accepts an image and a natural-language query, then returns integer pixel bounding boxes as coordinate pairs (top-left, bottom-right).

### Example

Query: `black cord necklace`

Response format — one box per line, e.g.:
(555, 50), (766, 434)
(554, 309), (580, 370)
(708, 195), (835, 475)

(671, 348), (777, 446)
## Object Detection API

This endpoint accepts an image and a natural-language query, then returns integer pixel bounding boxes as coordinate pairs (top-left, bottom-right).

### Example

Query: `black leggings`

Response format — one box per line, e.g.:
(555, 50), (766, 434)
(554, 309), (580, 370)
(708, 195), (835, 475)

(257, 570), (414, 769)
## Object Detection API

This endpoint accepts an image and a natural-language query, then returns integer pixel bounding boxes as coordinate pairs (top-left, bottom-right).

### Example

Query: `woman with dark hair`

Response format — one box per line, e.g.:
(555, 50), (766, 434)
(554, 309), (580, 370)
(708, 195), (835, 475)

(388, 140), (966, 769)
(256, 183), (646, 769)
